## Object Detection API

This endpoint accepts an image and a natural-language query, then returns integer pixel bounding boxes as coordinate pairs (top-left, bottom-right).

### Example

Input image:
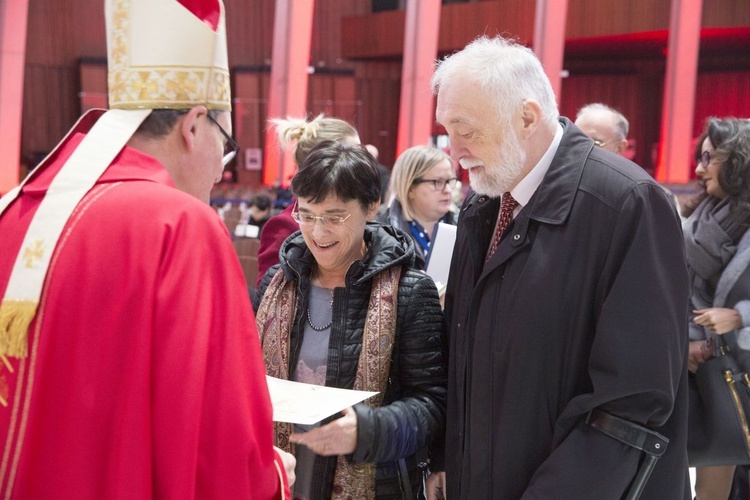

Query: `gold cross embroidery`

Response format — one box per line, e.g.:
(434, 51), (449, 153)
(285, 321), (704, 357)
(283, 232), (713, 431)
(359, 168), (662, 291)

(22, 240), (45, 269)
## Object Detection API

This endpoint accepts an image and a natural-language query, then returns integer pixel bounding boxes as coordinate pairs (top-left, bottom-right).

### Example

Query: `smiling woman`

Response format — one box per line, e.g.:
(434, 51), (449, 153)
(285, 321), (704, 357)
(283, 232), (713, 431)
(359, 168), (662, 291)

(683, 117), (750, 499)
(252, 141), (448, 500)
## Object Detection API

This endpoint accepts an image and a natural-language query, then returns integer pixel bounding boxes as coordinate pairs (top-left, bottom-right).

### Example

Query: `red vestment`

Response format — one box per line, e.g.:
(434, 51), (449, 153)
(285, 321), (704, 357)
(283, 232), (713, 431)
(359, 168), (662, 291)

(256, 204), (297, 287)
(0, 120), (288, 498)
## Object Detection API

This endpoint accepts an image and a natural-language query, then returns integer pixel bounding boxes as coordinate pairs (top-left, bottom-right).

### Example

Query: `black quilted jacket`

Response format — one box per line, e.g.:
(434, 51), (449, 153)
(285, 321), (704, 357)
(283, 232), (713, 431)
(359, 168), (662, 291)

(254, 222), (447, 499)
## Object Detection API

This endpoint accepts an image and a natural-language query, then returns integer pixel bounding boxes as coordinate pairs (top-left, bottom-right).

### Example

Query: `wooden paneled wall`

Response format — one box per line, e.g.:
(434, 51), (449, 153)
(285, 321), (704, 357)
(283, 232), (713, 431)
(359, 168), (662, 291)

(342, 0), (536, 59)
(566, 0), (671, 38)
(232, 69), (358, 188)
(18, 0), (750, 184)
(560, 71), (657, 173)
(343, 0), (749, 57)
(352, 61), (403, 168)
(702, 0), (750, 28)
(560, 52), (750, 176)
(21, 65), (79, 159)
(694, 70), (750, 137)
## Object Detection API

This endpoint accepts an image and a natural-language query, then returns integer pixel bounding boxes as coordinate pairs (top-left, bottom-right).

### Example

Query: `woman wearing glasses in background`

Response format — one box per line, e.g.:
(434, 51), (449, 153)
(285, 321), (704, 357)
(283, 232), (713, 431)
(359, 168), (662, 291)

(380, 145), (458, 270)
(253, 141), (447, 500)
(683, 117), (750, 500)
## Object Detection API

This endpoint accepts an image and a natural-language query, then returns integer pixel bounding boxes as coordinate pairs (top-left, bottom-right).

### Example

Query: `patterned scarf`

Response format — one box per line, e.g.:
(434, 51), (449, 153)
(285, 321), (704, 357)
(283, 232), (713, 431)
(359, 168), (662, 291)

(255, 264), (401, 499)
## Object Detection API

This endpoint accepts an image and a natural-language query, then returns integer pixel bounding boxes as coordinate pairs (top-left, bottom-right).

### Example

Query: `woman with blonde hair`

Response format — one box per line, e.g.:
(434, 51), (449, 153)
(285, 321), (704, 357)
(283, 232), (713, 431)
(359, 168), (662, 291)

(256, 115), (360, 286)
(381, 145), (457, 269)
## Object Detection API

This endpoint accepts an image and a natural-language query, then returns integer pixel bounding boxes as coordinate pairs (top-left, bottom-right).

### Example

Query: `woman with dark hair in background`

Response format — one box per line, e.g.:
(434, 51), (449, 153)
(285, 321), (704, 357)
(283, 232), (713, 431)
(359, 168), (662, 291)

(684, 117), (750, 500)
(253, 141), (447, 499)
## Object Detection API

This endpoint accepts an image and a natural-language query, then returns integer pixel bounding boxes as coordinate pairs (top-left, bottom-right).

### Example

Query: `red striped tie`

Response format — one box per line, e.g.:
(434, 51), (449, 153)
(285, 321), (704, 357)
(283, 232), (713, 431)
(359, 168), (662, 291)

(486, 192), (518, 261)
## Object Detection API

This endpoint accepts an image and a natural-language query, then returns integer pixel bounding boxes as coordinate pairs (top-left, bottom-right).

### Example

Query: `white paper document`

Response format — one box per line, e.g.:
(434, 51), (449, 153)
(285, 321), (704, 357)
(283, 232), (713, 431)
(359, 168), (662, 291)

(425, 222), (457, 291)
(266, 376), (378, 425)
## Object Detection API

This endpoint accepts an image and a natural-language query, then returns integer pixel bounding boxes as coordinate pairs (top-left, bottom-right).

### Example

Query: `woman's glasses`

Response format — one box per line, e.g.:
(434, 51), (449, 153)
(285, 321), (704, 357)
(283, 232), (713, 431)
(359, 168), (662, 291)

(413, 177), (458, 191)
(700, 150), (711, 168)
(292, 212), (352, 226)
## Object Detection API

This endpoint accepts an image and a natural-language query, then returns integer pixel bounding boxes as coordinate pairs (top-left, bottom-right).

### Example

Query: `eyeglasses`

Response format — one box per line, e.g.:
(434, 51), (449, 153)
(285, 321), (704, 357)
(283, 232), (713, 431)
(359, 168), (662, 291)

(700, 150), (712, 168)
(413, 177), (458, 191)
(206, 113), (240, 167)
(291, 211), (353, 226)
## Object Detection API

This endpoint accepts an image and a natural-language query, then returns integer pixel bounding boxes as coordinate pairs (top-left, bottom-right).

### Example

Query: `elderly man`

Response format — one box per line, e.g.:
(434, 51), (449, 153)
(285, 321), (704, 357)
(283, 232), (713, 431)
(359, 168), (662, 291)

(0, 0), (292, 497)
(429, 36), (689, 499)
(576, 103), (682, 214)
(574, 102), (630, 155)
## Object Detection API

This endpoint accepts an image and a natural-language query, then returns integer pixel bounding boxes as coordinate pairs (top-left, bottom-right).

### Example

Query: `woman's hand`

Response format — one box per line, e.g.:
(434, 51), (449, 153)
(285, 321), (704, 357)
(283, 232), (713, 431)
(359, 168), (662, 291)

(289, 406), (358, 456)
(426, 471), (447, 500)
(688, 340), (713, 373)
(693, 307), (742, 334)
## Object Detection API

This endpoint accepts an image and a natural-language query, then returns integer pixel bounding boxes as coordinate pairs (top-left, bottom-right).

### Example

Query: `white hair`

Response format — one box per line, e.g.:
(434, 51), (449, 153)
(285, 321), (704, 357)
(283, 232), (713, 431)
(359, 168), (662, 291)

(576, 103), (629, 140)
(431, 36), (559, 128)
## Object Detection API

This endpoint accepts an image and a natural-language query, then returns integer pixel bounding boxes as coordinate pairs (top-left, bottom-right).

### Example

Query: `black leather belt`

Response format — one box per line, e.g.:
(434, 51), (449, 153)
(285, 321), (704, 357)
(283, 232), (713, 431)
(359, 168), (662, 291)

(585, 409), (669, 500)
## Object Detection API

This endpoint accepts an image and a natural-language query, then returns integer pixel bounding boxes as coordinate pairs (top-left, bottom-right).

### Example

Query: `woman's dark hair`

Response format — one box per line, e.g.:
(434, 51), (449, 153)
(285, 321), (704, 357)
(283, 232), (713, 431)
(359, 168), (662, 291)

(684, 117), (750, 223)
(682, 128), (709, 217)
(291, 141), (381, 211)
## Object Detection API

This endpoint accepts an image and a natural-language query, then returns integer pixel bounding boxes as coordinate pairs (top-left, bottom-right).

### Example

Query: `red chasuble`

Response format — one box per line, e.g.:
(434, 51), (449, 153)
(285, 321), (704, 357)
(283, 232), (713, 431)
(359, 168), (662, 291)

(0, 124), (288, 498)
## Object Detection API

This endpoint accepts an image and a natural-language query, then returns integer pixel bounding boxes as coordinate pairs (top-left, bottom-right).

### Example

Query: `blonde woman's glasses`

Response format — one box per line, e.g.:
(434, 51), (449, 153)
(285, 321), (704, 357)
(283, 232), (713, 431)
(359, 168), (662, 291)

(413, 177), (458, 191)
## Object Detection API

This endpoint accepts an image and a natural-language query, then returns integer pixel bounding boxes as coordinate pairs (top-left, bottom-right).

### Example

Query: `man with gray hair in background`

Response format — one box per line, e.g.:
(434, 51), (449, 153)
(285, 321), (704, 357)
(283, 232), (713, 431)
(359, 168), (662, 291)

(427, 35), (689, 499)
(576, 103), (682, 213)
(574, 102), (630, 156)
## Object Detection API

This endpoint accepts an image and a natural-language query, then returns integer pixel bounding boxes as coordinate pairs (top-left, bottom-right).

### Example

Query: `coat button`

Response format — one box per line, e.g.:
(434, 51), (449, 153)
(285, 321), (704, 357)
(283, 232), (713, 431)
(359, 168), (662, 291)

(486, 219), (492, 225)
(513, 234), (521, 241)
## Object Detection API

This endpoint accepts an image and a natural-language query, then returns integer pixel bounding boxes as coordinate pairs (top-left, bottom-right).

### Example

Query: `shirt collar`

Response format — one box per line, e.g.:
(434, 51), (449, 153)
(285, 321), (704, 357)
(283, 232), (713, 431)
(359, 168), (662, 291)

(510, 122), (564, 208)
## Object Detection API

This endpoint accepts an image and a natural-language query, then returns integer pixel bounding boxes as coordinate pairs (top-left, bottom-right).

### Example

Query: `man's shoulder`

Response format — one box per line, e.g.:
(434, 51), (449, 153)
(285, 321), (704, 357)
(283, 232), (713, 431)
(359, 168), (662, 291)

(577, 151), (664, 210)
(93, 180), (224, 232)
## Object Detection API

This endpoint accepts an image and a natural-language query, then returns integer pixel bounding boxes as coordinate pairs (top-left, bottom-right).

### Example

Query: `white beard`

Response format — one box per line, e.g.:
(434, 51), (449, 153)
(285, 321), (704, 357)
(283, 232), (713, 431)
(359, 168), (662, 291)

(461, 132), (527, 198)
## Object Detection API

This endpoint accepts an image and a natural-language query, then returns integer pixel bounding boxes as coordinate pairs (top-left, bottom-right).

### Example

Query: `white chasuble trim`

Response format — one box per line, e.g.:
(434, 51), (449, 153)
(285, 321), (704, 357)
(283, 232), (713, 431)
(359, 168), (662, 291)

(0, 108), (152, 358)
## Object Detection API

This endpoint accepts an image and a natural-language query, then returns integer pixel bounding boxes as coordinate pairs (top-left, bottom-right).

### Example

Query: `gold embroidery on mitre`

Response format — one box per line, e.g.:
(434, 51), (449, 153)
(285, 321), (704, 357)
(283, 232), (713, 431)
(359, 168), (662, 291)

(0, 300), (35, 359)
(209, 71), (231, 107)
(22, 240), (45, 269)
(107, 0), (231, 110)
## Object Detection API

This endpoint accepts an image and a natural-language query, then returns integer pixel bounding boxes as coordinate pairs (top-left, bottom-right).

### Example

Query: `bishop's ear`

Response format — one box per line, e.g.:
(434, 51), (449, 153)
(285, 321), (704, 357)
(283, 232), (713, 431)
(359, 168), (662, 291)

(180, 105), (208, 152)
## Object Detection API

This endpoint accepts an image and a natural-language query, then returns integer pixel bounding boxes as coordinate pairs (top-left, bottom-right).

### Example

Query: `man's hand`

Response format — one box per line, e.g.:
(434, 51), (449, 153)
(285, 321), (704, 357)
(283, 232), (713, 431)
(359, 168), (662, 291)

(289, 406), (358, 456)
(274, 446), (296, 488)
(693, 307), (742, 334)
(426, 471), (447, 500)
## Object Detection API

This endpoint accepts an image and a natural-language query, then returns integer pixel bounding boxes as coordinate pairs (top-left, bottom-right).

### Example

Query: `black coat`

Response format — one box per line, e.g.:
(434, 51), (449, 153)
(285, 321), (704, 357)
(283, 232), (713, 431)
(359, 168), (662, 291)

(255, 222), (448, 499)
(443, 118), (690, 499)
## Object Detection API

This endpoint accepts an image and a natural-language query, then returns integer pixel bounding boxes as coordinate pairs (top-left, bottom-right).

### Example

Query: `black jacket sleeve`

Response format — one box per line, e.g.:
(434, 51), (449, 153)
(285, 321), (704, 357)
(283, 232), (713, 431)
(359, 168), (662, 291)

(351, 271), (448, 465)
